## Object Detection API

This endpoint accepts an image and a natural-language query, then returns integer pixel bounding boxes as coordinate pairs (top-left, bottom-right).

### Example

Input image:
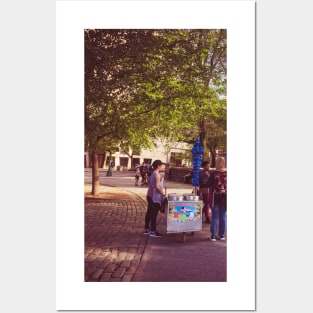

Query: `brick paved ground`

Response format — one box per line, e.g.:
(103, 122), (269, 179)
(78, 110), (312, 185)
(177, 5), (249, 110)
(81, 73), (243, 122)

(84, 171), (226, 282)
(84, 187), (148, 282)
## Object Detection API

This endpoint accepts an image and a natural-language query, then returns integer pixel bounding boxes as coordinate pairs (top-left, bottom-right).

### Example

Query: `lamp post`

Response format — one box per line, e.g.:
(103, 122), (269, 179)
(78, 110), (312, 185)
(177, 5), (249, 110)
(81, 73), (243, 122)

(106, 152), (112, 177)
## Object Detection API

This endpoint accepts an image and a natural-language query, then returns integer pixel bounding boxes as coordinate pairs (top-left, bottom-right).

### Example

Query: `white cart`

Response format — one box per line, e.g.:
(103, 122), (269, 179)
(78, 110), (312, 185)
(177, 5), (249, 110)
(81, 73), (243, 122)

(166, 200), (203, 242)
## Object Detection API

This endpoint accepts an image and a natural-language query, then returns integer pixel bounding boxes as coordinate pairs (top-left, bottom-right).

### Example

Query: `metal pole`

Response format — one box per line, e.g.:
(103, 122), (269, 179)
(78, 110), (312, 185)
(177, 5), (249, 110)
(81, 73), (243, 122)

(106, 152), (112, 176)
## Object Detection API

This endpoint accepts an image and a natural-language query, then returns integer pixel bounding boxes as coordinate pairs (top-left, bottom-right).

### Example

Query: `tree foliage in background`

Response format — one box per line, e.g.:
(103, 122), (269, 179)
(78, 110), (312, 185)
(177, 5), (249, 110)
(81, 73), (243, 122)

(85, 29), (226, 194)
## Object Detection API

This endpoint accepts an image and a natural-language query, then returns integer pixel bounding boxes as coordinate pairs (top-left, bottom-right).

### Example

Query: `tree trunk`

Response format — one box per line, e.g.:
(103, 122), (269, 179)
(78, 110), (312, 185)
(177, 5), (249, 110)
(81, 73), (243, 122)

(91, 151), (100, 195)
(199, 119), (220, 167)
(210, 148), (216, 168)
(199, 120), (210, 162)
(203, 146), (211, 163)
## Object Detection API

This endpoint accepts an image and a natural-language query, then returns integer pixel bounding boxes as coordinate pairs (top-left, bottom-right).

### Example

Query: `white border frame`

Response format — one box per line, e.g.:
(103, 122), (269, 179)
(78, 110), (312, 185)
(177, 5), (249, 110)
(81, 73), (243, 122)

(56, 1), (255, 310)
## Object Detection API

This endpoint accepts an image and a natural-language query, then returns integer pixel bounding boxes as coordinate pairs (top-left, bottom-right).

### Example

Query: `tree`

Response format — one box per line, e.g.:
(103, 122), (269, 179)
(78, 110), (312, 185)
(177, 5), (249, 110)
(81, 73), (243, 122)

(85, 30), (160, 194)
(160, 29), (227, 164)
(85, 29), (227, 194)
(131, 29), (227, 163)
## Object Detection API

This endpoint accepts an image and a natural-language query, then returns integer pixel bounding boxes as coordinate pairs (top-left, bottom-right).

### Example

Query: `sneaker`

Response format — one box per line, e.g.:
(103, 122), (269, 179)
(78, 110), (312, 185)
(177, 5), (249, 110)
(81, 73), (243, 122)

(144, 229), (150, 235)
(219, 235), (225, 241)
(210, 235), (216, 242)
(149, 231), (162, 238)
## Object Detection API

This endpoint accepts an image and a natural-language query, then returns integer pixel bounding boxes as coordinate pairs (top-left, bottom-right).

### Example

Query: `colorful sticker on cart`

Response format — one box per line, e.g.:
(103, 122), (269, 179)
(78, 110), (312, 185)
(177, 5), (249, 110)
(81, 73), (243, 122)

(167, 201), (202, 232)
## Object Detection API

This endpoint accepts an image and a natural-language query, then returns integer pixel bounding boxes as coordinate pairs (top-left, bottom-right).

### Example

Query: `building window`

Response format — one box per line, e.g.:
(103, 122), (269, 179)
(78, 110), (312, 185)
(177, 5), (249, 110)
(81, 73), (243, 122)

(170, 153), (182, 167)
(133, 158), (140, 168)
(120, 157), (129, 168)
(144, 158), (152, 165)
(105, 156), (115, 167)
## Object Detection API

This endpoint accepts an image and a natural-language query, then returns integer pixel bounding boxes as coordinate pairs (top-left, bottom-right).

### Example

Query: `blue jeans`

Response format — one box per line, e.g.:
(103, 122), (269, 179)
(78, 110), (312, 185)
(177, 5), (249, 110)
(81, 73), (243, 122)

(210, 202), (227, 236)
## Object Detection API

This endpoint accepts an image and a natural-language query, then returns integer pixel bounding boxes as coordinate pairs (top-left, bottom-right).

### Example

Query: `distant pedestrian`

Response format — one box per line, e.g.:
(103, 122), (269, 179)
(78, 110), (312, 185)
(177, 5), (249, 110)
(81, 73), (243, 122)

(140, 162), (148, 185)
(198, 161), (213, 224)
(209, 157), (227, 241)
(135, 166), (140, 186)
(144, 159), (165, 238)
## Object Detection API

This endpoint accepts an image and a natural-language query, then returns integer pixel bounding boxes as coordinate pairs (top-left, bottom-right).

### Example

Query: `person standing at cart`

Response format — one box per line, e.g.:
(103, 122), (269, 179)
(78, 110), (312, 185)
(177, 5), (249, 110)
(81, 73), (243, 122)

(198, 161), (213, 224)
(144, 159), (165, 238)
(209, 157), (227, 242)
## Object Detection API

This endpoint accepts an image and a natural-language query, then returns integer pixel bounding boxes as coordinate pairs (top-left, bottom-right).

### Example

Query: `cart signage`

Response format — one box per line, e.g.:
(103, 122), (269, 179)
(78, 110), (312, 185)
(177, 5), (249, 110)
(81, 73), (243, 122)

(166, 201), (203, 232)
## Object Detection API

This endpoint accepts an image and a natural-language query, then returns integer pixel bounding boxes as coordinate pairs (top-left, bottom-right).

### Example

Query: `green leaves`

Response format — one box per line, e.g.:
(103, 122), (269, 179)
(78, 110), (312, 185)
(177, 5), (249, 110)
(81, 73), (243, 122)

(85, 29), (227, 156)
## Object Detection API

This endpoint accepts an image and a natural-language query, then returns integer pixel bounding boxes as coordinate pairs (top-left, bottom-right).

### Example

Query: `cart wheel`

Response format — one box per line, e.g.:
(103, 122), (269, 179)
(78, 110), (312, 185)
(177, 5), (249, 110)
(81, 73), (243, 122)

(183, 232), (187, 243)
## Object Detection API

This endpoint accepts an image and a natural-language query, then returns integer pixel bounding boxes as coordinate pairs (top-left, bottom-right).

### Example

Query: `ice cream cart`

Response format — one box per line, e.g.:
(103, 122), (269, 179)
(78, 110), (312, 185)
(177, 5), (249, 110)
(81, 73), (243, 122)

(165, 197), (203, 242)
(161, 138), (204, 242)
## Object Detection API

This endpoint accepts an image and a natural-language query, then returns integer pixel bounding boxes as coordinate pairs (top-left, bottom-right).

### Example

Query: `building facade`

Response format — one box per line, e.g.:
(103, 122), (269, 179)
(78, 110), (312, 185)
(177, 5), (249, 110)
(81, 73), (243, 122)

(84, 139), (193, 170)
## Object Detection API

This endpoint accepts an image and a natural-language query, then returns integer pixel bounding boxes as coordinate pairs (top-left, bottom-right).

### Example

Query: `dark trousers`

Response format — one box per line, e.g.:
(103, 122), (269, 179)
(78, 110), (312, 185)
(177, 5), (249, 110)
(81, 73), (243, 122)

(145, 196), (160, 231)
(202, 193), (211, 219)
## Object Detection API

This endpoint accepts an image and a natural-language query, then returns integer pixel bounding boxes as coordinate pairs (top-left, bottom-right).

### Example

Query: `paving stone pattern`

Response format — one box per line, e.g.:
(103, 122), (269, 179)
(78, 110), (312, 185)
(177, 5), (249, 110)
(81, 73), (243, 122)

(84, 173), (226, 282)
(85, 191), (148, 282)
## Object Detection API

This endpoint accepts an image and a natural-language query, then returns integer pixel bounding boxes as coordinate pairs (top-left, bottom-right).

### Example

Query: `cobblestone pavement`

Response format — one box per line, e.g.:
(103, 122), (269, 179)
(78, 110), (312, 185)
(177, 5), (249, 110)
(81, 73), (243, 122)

(84, 188), (149, 282)
(84, 170), (226, 282)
